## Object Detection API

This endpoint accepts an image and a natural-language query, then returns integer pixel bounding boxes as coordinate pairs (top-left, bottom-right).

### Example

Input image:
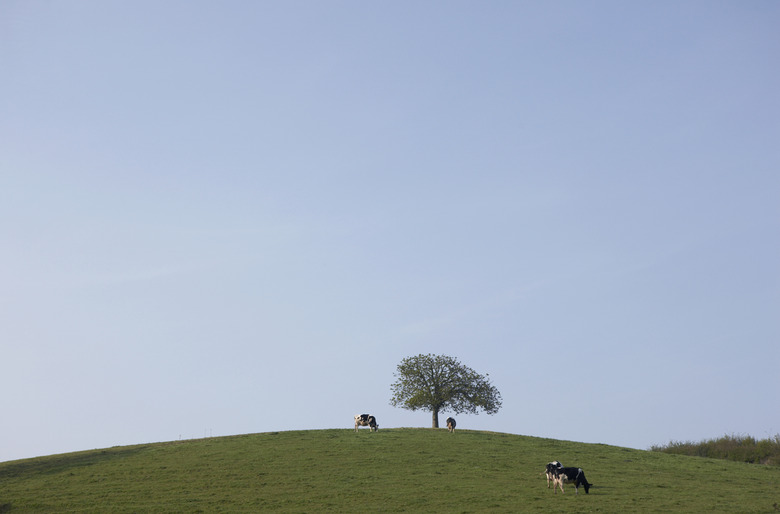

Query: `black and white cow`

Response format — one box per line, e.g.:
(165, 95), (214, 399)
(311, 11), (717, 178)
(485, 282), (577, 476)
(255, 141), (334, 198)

(446, 417), (456, 433)
(543, 461), (563, 488)
(552, 466), (592, 494)
(354, 414), (378, 432)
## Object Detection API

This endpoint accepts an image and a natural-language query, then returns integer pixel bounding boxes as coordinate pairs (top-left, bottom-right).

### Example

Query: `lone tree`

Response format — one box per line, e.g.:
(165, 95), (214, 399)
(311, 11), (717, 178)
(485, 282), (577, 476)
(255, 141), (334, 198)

(389, 353), (502, 428)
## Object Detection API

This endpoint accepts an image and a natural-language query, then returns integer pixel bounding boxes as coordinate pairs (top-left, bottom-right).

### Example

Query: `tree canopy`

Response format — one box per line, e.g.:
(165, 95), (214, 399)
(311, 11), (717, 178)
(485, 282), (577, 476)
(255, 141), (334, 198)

(389, 353), (502, 428)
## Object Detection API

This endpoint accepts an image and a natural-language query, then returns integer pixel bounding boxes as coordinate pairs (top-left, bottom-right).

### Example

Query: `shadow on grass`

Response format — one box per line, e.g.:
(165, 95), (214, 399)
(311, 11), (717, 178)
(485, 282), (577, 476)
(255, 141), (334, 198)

(0, 446), (149, 479)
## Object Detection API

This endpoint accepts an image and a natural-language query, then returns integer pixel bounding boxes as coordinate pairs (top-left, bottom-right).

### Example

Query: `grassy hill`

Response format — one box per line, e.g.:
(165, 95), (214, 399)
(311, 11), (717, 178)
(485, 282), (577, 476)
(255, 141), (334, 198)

(1, 428), (779, 512)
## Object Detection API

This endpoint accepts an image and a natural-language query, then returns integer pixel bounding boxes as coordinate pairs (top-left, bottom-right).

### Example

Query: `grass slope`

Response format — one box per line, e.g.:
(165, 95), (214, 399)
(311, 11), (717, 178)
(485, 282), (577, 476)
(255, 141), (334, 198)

(2, 429), (779, 512)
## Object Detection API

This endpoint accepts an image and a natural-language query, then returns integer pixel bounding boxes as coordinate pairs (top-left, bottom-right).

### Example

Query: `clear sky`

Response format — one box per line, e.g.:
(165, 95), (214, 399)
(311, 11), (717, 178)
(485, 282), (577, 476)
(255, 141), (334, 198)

(2, 1), (778, 463)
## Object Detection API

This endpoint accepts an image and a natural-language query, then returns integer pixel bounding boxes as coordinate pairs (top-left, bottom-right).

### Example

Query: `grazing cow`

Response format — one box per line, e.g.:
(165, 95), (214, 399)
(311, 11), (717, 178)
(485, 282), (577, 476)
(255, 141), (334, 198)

(552, 466), (592, 494)
(543, 461), (563, 488)
(354, 414), (378, 432)
(446, 417), (456, 432)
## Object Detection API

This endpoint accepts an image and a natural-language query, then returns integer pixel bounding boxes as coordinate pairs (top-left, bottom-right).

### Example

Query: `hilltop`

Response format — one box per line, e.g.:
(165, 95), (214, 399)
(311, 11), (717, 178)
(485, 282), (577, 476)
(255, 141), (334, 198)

(1, 429), (779, 512)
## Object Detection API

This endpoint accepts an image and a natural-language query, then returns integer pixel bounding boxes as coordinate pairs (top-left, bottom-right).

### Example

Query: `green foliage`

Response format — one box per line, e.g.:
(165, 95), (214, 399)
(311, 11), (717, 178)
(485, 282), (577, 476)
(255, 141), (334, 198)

(389, 353), (502, 427)
(651, 433), (780, 466)
(2, 429), (780, 512)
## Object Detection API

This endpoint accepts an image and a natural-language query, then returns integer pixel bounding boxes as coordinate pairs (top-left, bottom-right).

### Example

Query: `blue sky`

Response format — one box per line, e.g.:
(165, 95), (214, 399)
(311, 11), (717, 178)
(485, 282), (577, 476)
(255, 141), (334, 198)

(2, 1), (778, 462)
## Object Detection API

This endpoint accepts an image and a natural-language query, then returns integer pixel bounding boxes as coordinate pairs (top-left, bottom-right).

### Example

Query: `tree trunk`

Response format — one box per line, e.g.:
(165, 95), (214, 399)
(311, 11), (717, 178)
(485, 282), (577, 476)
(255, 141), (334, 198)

(432, 408), (439, 428)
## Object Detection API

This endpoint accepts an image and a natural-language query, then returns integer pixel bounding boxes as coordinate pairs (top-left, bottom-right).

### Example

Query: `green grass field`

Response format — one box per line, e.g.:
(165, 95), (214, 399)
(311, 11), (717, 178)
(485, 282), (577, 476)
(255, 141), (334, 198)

(2, 429), (779, 512)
